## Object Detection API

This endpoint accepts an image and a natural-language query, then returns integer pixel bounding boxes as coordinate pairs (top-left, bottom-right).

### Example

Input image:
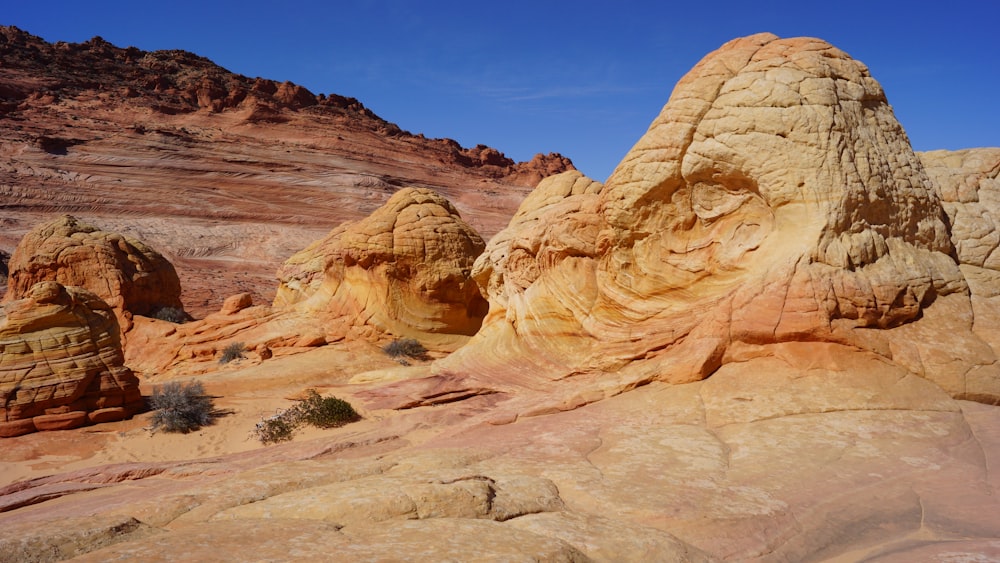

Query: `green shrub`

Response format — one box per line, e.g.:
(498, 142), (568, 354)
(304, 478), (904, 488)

(382, 338), (427, 359)
(251, 389), (359, 444)
(150, 380), (213, 433)
(252, 412), (298, 445)
(219, 342), (246, 364)
(152, 306), (189, 324)
(295, 389), (360, 428)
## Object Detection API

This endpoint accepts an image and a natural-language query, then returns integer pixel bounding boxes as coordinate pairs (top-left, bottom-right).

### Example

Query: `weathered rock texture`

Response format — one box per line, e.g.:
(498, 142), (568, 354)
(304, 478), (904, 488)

(3, 215), (183, 330)
(275, 187), (488, 346)
(0, 26), (572, 315)
(433, 33), (1000, 405)
(123, 188), (486, 375)
(0, 281), (141, 437)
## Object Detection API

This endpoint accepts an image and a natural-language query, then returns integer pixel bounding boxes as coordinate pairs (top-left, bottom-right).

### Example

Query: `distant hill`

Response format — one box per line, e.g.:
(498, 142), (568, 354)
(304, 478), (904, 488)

(0, 25), (573, 314)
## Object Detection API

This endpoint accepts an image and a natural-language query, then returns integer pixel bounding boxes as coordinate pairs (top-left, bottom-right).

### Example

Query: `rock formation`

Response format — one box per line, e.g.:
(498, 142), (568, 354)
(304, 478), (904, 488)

(123, 187), (487, 374)
(3, 215), (184, 330)
(0, 26), (573, 315)
(428, 33), (1000, 406)
(0, 281), (141, 437)
(274, 187), (488, 347)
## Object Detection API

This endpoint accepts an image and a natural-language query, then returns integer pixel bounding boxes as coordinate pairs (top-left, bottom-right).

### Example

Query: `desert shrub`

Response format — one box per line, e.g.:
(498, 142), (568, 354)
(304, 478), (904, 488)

(252, 411), (298, 445)
(219, 342), (246, 364)
(150, 380), (213, 433)
(251, 389), (359, 444)
(382, 338), (427, 359)
(295, 389), (360, 428)
(152, 306), (188, 324)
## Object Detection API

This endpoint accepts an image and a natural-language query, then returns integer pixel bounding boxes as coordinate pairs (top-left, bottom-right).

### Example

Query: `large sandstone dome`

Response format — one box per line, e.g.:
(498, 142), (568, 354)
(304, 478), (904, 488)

(437, 33), (998, 404)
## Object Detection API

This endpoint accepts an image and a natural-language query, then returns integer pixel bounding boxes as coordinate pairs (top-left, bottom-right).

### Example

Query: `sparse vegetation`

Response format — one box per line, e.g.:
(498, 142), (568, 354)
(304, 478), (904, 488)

(382, 338), (427, 360)
(152, 306), (188, 324)
(296, 389), (360, 428)
(219, 342), (246, 364)
(251, 389), (360, 445)
(252, 412), (298, 444)
(149, 380), (214, 433)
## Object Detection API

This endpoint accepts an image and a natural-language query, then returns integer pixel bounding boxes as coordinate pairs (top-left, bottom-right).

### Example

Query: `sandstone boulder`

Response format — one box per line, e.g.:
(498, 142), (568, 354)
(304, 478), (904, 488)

(275, 187), (488, 348)
(3, 215), (184, 325)
(433, 33), (999, 404)
(0, 281), (141, 437)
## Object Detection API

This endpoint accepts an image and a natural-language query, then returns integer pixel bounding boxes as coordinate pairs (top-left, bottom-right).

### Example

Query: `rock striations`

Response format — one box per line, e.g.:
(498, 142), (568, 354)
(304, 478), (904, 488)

(275, 187), (488, 347)
(0, 281), (141, 437)
(429, 33), (999, 406)
(3, 215), (184, 326)
(0, 25), (574, 315)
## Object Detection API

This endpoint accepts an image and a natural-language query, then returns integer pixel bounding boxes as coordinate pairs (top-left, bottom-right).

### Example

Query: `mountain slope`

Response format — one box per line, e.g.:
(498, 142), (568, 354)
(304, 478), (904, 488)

(0, 26), (573, 314)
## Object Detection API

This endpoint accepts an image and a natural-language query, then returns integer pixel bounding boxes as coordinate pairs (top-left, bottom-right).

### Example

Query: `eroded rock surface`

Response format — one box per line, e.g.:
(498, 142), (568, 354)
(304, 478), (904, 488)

(124, 188), (486, 374)
(434, 33), (999, 405)
(275, 187), (487, 347)
(0, 282), (141, 437)
(3, 215), (183, 329)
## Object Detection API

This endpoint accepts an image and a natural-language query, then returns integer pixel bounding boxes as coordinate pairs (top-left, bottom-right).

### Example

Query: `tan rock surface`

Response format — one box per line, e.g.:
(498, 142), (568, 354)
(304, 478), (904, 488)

(434, 33), (998, 406)
(275, 186), (488, 347)
(0, 281), (141, 437)
(0, 26), (572, 316)
(3, 215), (183, 328)
(123, 187), (486, 375)
(0, 343), (996, 561)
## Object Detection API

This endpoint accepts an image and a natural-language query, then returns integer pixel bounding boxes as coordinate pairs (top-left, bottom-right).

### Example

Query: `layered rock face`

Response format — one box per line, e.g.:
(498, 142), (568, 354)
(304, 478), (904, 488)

(0, 282), (141, 437)
(275, 187), (488, 347)
(438, 33), (998, 403)
(0, 26), (573, 315)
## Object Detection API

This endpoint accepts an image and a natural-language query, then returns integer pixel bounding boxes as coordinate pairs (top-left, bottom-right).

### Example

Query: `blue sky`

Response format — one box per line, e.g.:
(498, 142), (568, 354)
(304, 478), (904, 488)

(6, 1), (998, 182)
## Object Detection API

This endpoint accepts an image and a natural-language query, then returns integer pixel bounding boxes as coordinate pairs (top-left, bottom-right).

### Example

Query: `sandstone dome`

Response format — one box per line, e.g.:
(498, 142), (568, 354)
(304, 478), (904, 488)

(436, 33), (998, 404)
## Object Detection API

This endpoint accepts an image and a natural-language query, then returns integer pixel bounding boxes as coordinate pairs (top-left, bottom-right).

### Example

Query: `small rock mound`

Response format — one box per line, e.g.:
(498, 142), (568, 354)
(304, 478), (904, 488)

(275, 187), (488, 348)
(0, 281), (142, 437)
(3, 215), (184, 322)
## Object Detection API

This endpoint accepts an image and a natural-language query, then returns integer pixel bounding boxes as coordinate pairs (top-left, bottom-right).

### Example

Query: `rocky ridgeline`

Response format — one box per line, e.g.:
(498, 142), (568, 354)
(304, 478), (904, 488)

(0, 25), (573, 181)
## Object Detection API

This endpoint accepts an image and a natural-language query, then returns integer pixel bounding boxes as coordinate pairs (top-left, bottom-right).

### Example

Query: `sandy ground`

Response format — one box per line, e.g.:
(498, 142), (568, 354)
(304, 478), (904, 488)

(0, 341), (419, 486)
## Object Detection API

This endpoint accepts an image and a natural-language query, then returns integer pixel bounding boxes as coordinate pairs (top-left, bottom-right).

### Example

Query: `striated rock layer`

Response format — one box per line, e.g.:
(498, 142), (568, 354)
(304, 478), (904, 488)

(0, 26), (573, 315)
(429, 33), (999, 406)
(0, 282), (141, 437)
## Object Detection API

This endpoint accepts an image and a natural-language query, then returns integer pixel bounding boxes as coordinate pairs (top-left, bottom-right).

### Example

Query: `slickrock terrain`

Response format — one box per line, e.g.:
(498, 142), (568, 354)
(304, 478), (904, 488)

(0, 25), (572, 316)
(2, 32), (1000, 562)
(0, 281), (141, 437)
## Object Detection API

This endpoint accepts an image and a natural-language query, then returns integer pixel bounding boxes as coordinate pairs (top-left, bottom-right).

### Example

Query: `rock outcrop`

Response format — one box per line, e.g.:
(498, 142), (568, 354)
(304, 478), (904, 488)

(122, 188), (487, 374)
(0, 26), (574, 315)
(426, 33), (1000, 405)
(3, 215), (184, 326)
(275, 187), (488, 346)
(0, 281), (141, 437)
